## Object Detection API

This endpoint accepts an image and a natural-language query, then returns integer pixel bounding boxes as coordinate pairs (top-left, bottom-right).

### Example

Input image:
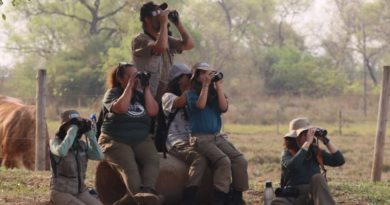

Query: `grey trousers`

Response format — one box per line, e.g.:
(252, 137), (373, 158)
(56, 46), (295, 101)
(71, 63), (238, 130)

(50, 190), (103, 205)
(271, 174), (336, 205)
(190, 134), (249, 193)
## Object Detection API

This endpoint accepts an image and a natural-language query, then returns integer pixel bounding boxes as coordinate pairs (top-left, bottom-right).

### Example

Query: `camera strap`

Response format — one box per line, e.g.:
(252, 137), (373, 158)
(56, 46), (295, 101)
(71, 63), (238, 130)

(314, 143), (327, 181)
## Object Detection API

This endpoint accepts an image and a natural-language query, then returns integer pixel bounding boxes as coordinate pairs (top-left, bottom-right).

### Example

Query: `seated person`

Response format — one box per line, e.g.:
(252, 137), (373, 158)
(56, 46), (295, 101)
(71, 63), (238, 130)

(162, 64), (208, 205)
(49, 110), (103, 205)
(272, 117), (345, 205)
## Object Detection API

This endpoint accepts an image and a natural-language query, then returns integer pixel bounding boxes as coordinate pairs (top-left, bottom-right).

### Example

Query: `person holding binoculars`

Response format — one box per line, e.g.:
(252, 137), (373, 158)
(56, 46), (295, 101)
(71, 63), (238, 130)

(272, 117), (345, 205)
(49, 110), (103, 205)
(98, 63), (161, 205)
(186, 62), (249, 205)
(132, 1), (195, 101)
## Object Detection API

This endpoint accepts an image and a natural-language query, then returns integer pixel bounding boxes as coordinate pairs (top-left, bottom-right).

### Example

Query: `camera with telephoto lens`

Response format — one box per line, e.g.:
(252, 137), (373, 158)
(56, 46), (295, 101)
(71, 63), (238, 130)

(212, 71), (223, 82)
(275, 186), (299, 198)
(168, 10), (179, 24)
(314, 128), (327, 138)
(136, 71), (151, 87)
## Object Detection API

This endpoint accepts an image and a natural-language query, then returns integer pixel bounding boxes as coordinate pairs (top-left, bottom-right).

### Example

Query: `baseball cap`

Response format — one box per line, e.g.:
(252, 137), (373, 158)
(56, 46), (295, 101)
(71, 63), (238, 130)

(60, 110), (80, 124)
(140, 1), (168, 21)
(168, 63), (192, 82)
(192, 62), (216, 71)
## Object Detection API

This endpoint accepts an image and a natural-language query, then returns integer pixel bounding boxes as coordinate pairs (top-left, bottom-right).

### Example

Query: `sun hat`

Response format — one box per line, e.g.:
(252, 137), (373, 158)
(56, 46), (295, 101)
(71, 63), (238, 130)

(284, 117), (315, 138)
(140, 1), (168, 21)
(60, 110), (80, 124)
(168, 63), (192, 82)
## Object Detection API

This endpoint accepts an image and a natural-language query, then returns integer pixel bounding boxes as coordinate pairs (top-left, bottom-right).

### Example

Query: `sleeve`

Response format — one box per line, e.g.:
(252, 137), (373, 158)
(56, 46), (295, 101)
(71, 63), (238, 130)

(85, 130), (104, 160)
(322, 150), (345, 167)
(50, 125), (78, 157)
(281, 149), (308, 171)
(168, 36), (183, 54)
(132, 34), (155, 57)
(162, 93), (178, 114)
(186, 91), (199, 113)
(103, 88), (120, 113)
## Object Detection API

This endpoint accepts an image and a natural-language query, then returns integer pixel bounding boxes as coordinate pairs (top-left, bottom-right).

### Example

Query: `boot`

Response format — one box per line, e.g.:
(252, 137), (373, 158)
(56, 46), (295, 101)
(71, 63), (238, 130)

(180, 186), (198, 205)
(134, 186), (164, 205)
(212, 189), (227, 205)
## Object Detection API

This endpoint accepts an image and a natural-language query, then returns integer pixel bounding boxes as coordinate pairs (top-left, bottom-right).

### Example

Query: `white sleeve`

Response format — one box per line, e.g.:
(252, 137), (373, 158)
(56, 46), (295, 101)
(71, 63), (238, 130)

(162, 93), (178, 114)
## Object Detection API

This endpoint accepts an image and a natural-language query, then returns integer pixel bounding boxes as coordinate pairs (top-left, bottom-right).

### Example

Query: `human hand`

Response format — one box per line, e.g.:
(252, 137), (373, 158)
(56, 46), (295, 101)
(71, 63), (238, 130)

(306, 128), (315, 144)
(204, 71), (213, 86)
(159, 9), (170, 25)
(317, 134), (330, 145)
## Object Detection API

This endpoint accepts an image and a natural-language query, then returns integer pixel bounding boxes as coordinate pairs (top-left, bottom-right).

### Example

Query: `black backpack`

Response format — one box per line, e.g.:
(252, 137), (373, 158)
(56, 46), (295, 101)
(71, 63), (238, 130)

(95, 106), (108, 140)
(154, 102), (179, 158)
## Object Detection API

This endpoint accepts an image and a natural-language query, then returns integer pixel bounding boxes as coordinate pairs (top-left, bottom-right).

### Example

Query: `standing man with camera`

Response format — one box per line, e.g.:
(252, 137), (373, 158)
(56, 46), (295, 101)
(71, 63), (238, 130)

(272, 117), (345, 205)
(132, 1), (194, 101)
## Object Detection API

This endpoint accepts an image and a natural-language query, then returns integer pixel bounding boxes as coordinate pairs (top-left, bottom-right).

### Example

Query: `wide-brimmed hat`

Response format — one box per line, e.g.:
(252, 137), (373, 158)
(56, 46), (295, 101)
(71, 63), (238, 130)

(168, 63), (192, 82)
(60, 110), (80, 124)
(140, 1), (168, 21)
(284, 117), (315, 138)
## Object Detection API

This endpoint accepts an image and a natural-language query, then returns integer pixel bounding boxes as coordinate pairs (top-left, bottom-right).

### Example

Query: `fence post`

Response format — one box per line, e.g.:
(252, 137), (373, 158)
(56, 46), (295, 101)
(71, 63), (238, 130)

(276, 109), (280, 135)
(371, 66), (390, 182)
(35, 69), (47, 171)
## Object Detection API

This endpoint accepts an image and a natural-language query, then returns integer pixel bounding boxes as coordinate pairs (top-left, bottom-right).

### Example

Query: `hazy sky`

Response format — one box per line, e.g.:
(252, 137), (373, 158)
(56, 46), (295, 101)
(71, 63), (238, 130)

(0, 0), (334, 67)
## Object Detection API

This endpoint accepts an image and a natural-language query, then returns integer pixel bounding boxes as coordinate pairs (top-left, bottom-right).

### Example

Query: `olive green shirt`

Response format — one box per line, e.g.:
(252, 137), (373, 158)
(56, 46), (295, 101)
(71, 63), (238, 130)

(281, 147), (345, 186)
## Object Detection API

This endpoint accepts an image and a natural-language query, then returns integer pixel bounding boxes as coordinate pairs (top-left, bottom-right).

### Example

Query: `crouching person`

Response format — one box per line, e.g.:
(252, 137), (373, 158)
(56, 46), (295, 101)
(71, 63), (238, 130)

(49, 110), (103, 205)
(272, 117), (345, 205)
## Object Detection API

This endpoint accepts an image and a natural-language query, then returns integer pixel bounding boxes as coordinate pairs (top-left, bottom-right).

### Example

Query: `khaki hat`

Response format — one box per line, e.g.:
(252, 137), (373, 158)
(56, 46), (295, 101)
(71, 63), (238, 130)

(284, 117), (314, 138)
(192, 62), (216, 71)
(60, 110), (80, 124)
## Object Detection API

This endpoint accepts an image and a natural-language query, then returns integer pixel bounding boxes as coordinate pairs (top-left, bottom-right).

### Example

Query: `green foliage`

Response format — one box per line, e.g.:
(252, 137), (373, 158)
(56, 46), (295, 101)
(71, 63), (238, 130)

(263, 45), (345, 96)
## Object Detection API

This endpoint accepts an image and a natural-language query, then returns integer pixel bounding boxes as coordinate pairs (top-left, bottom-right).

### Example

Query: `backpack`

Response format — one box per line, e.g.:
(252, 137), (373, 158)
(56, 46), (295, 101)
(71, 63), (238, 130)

(95, 106), (108, 140)
(154, 102), (179, 158)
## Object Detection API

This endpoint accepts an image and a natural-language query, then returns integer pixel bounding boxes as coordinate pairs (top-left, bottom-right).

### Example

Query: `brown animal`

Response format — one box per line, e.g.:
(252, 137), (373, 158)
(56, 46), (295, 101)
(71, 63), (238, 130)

(96, 153), (212, 205)
(0, 95), (49, 170)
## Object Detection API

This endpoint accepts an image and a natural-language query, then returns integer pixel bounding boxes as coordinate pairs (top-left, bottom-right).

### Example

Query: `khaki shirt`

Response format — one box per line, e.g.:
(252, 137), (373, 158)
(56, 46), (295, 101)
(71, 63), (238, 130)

(131, 33), (183, 100)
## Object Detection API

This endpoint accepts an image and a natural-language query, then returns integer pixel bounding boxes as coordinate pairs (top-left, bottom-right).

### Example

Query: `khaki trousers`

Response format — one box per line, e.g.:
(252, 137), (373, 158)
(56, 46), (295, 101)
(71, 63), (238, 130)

(190, 134), (249, 193)
(168, 142), (208, 187)
(271, 174), (336, 205)
(50, 190), (103, 205)
(98, 134), (160, 205)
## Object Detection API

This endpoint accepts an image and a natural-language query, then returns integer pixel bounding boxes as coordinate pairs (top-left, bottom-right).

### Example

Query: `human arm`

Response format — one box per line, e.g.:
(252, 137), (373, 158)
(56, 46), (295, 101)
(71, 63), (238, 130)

(195, 71), (213, 109)
(173, 19), (194, 50)
(50, 125), (78, 157)
(144, 85), (159, 117)
(151, 10), (170, 54)
(281, 149), (308, 171)
(111, 74), (137, 114)
(215, 80), (228, 112)
(85, 130), (104, 160)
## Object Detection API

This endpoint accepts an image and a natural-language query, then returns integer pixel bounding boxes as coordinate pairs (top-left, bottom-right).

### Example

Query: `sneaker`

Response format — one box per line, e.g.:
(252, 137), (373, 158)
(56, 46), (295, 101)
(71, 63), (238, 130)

(134, 187), (164, 205)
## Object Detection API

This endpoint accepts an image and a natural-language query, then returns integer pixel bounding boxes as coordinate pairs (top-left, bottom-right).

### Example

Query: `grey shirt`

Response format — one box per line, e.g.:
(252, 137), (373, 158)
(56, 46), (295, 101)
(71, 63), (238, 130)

(162, 92), (191, 150)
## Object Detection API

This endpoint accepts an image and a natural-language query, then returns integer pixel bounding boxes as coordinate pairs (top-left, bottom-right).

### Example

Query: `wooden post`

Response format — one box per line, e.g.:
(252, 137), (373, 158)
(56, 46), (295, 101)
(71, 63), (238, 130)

(371, 66), (390, 181)
(35, 69), (47, 171)
(276, 109), (280, 135)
